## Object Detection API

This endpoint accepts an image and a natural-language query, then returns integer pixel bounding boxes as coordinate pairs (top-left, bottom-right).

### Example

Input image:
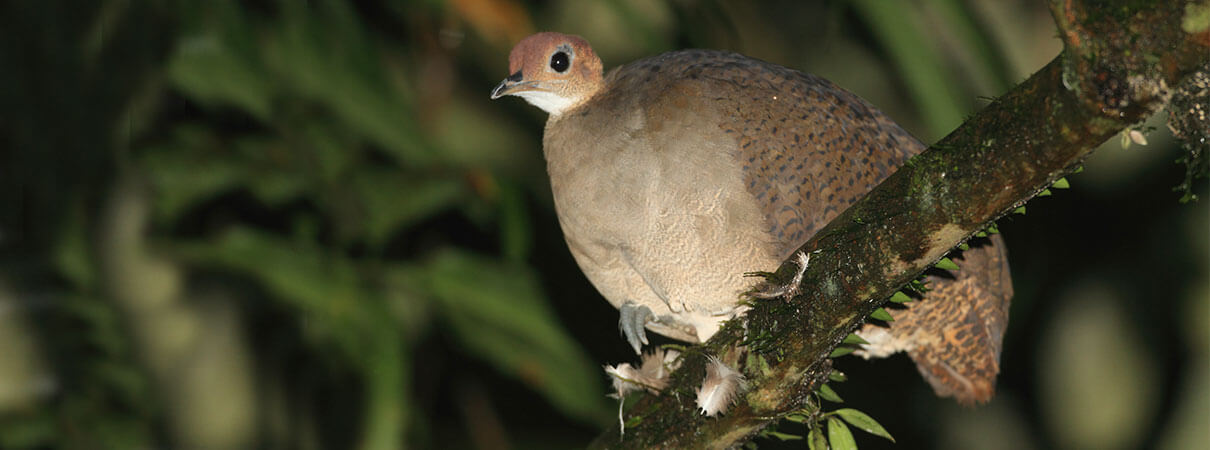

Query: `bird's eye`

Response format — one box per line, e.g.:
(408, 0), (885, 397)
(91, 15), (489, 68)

(550, 51), (570, 73)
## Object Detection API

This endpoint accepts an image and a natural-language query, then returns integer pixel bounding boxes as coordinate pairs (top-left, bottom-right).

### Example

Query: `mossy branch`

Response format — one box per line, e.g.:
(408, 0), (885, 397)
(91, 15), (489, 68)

(590, 0), (1209, 447)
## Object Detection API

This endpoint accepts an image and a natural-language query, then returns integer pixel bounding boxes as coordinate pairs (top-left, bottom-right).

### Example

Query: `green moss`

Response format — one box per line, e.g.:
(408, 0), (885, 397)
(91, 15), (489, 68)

(1183, 2), (1210, 33)
(1081, 0), (1151, 27)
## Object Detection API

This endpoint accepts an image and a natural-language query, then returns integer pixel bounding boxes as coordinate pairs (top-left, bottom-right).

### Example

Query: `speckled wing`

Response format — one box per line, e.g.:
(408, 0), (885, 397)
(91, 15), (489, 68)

(857, 235), (1013, 404)
(906, 235), (1013, 404)
(635, 50), (1014, 403)
(632, 50), (919, 257)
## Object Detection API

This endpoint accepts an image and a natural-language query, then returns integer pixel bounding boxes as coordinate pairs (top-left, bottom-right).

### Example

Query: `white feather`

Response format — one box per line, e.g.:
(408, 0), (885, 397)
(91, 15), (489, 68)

(605, 349), (683, 436)
(696, 356), (747, 417)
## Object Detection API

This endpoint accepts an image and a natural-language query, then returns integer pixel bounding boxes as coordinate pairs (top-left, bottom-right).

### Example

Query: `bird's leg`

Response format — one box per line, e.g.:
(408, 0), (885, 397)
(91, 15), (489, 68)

(750, 249), (817, 300)
(619, 302), (653, 354)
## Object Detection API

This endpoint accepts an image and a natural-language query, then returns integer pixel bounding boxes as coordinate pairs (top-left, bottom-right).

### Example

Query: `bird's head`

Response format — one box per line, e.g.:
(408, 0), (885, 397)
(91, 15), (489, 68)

(490, 32), (604, 116)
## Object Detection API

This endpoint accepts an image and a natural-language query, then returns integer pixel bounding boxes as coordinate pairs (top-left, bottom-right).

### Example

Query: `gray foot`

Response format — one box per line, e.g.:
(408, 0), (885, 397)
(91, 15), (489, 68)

(619, 302), (653, 354)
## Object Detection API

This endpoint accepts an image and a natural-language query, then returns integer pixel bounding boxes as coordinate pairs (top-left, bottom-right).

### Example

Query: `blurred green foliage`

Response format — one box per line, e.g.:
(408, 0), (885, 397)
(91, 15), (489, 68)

(0, 0), (1204, 449)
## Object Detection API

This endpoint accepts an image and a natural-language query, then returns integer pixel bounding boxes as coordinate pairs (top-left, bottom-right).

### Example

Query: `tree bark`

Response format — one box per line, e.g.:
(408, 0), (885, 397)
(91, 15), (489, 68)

(591, 0), (1210, 447)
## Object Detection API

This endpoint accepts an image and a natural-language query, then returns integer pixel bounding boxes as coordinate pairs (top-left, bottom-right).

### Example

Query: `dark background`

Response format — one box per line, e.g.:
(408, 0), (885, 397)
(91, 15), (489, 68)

(0, 1), (1205, 448)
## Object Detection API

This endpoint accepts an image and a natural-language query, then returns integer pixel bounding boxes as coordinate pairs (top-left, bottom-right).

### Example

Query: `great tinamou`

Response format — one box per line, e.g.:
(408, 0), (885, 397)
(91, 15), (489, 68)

(491, 32), (1012, 404)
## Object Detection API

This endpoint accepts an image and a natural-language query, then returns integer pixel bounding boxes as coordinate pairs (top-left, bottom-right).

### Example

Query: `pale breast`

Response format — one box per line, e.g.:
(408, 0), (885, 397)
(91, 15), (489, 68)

(542, 64), (785, 335)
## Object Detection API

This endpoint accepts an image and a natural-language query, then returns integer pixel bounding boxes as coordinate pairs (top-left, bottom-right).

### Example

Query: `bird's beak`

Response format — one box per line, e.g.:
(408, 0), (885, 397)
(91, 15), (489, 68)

(490, 70), (532, 99)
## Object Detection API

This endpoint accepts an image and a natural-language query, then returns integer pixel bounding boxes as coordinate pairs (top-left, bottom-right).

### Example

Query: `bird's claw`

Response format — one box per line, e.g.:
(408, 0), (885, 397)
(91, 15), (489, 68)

(619, 302), (653, 354)
(751, 249), (817, 299)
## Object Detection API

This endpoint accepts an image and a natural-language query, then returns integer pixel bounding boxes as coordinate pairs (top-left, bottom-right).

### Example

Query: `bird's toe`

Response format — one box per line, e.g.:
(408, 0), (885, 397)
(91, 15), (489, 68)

(619, 302), (653, 354)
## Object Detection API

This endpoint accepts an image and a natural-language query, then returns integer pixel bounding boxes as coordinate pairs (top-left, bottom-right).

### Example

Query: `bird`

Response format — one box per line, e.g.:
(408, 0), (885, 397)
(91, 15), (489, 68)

(491, 31), (1012, 404)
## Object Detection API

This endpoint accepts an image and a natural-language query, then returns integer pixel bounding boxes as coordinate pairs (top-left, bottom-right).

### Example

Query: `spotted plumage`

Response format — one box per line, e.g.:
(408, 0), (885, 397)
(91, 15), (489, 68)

(492, 32), (1012, 404)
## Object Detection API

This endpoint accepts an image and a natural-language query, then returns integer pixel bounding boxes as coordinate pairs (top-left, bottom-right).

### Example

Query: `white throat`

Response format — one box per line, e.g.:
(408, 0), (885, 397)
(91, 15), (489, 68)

(516, 90), (578, 116)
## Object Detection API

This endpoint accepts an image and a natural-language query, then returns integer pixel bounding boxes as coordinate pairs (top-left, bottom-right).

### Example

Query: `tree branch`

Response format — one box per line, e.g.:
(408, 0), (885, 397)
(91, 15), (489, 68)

(590, 0), (1209, 447)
